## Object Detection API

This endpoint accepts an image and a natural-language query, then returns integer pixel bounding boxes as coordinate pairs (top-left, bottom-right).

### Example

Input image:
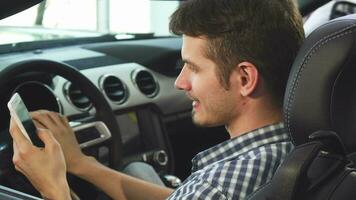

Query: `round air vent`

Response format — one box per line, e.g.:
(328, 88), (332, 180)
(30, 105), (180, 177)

(100, 75), (128, 104)
(133, 70), (159, 97)
(64, 82), (92, 111)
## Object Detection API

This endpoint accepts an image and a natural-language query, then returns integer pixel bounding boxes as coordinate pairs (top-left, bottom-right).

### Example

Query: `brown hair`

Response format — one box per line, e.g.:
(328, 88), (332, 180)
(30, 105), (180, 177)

(170, 0), (304, 107)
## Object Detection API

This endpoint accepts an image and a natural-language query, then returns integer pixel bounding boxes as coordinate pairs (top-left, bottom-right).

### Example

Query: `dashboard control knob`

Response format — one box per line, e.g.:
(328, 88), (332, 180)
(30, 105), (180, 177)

(153, 150), (168, 166)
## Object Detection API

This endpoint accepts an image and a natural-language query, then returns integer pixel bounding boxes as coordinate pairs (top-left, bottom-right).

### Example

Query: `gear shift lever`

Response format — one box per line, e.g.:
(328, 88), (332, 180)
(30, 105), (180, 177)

(162, 175), (182, 188)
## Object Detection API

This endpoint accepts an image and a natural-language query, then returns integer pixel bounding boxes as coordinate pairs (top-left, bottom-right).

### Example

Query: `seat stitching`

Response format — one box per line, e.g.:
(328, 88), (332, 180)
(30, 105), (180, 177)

(285, 23), (356, 144)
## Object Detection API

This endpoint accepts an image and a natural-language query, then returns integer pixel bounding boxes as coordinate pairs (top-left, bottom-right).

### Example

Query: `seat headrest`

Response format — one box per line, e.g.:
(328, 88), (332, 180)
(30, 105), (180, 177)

(284, 14), (356, 153)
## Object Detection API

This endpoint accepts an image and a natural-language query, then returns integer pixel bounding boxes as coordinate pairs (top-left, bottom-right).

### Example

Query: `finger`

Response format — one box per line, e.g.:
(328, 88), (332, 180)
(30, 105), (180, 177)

(58, 115), (73, 132)
(33, 120), (45, 129)
(47, 111), (65, 126)
(58, 113), (70, 126)
(9, 118), (32, 147)
(30, 110), (57, 130)
(44, 112), (74, 135)
(30, 110), (56, 123)
(36, 128), (59, 150)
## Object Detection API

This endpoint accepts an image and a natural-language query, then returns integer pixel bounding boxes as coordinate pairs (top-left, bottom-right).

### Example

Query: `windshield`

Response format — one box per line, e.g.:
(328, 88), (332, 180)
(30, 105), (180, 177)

(0, 0), (179, 45)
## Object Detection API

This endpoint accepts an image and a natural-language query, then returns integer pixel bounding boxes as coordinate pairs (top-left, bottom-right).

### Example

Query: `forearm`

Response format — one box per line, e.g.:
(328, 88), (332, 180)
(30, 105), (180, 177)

(71, 157), (173, 200)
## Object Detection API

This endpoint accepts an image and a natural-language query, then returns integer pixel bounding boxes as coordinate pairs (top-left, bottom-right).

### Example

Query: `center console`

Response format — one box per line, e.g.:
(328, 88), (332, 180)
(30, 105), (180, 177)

(115, 106), (173, 175)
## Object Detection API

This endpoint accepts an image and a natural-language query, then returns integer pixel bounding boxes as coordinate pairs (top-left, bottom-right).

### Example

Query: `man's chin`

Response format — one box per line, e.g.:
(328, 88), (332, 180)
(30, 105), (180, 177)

(192, 113), (210, 127)
(191, 112), (204, 127)
(191, 112), (224, 128)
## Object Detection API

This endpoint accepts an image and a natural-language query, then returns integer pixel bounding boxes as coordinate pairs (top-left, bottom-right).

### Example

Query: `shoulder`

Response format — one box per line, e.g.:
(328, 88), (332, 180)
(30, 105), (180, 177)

(168, 141), (293, 200)
(199, 141), (294, 199)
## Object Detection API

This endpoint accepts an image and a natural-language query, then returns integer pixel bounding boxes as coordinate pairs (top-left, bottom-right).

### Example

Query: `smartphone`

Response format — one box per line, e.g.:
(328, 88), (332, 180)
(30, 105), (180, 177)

(7, 93), (44, 147)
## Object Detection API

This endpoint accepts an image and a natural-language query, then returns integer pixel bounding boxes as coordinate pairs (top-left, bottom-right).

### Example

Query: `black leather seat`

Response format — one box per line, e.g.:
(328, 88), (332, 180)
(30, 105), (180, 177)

(248, 14), (356, 200)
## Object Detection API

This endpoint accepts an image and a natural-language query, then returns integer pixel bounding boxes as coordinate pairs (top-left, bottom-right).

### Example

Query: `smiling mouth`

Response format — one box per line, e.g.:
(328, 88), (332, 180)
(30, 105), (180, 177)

(186, 93), (200, 109)
(192, 100), (200, 109)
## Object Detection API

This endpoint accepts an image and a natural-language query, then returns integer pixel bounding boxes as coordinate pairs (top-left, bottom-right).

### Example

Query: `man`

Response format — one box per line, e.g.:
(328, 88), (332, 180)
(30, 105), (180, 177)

(9, 0), (304, 199)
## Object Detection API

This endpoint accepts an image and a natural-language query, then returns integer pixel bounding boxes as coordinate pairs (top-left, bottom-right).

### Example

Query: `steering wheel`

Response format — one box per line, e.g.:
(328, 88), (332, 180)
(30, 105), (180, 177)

(0, 59), (123, 195)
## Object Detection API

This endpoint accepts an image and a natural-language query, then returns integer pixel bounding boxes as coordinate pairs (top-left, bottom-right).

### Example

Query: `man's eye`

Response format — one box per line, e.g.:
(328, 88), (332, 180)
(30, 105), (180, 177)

(188, 64), (199, 72)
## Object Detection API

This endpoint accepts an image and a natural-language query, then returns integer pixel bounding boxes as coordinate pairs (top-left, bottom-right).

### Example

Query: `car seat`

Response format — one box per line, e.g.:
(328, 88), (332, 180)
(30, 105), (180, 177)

(248, 13), (356, 200)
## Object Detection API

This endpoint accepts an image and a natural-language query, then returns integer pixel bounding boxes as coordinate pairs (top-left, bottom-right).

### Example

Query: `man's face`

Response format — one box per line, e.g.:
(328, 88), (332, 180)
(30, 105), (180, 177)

(175, 35), (242, 127)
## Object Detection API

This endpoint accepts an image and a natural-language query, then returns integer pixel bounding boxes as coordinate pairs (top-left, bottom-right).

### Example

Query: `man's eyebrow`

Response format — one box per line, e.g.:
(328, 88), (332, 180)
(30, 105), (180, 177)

(182, 59), (199, 68)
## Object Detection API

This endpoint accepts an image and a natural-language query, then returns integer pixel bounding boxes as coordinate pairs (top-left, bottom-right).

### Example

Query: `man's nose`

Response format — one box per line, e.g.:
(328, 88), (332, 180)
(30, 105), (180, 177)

(174, 66), (191, 91)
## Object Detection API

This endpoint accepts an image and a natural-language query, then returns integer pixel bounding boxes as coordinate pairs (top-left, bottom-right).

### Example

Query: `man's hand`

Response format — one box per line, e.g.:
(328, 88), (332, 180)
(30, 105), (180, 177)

(29, 110), (173, 200)
(30, 110), (89, 174)
(9, 118), (70, 200)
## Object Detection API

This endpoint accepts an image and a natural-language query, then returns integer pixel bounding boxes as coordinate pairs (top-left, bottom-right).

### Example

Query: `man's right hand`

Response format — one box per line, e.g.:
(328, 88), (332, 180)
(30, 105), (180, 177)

(9, 118), (71, 200)
(30, 110), (89, 174)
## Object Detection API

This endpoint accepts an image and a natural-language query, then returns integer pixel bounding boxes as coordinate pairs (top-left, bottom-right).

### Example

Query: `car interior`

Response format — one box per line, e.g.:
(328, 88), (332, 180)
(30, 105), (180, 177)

(0, 0), (356, 199)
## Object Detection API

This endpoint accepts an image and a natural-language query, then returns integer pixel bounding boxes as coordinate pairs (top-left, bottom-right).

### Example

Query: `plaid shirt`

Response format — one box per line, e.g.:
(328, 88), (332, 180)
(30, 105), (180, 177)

(167, 122), (292, 200)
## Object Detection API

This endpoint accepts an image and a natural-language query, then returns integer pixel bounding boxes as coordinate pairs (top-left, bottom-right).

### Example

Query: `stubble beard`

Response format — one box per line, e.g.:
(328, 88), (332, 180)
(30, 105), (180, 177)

(191, 108), (216, 128)
(191, 102), (233, 128)
(191, 109), (204, 127)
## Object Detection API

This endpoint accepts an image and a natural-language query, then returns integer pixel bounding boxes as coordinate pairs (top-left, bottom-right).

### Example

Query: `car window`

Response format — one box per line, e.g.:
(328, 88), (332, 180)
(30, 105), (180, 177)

(0, 0), (179, 45)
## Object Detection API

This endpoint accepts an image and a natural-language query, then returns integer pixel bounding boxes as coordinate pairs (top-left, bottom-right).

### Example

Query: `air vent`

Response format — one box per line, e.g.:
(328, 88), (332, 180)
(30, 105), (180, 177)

(100, 75), (127, 104)
(133, 70), (158, 97)
(64, 83), (92, 111)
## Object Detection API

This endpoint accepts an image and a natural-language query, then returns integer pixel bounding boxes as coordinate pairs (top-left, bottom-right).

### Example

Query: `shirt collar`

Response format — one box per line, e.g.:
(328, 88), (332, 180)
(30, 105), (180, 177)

(191, 122), (289, 172)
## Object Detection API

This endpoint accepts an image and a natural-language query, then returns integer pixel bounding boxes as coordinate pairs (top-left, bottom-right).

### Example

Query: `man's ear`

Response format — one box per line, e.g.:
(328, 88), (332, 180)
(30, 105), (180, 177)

(236, 62), (259, 96)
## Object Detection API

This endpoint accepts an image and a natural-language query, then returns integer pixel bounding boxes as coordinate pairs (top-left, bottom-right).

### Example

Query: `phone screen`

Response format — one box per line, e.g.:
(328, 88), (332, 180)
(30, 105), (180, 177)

(8, 93), (43, 147)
